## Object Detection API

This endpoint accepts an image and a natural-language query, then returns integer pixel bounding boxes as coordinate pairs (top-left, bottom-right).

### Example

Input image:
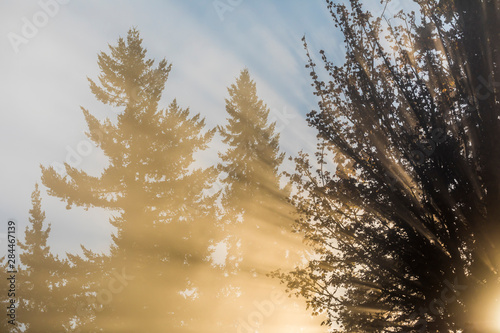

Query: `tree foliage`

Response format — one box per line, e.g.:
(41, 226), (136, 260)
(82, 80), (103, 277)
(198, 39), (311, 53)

(41, 28), (218, 332)
(276, 0), (500, 331)
(0, 185), (65, 332)
(205, 69), (311, 332)
(218, 69), (290, 274)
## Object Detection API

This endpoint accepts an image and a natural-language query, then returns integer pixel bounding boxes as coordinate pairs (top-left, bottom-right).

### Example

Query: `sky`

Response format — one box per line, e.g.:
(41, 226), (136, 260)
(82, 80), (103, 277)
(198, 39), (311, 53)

(0, 0), (346, 255)
(0, 1), (411, 331)
(0, 0), (407, 261)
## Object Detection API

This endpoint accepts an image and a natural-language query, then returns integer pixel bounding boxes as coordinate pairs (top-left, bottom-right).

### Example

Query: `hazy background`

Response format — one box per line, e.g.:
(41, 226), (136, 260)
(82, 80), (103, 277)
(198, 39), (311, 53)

(0, 1), (413, 332)
(0, 0), (402, 255)
(0, 0), (346, 255)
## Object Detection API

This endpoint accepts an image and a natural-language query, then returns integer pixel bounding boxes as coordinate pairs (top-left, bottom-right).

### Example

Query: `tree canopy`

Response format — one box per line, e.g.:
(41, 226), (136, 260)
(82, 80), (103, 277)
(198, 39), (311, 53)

(275, 0), (500, 331)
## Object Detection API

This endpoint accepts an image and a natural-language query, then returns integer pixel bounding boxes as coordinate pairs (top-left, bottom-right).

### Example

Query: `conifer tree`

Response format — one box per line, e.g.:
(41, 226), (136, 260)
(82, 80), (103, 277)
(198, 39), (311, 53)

(218, 69), (292, 273)
(41, 28), (217, 332)
(17, 184), (69, 332)
(216, 69), (308, 330)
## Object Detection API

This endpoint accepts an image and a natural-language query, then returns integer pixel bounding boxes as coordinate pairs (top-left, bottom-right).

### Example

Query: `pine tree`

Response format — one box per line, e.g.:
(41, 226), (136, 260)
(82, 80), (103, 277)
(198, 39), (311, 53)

(41, 28), (217, 332)
(216, 69), (308, 331)
(60, 245), (111, 332)
(218, 69), (292, 272)
(277, 0), (500, 332)
(17, 184), (69, 332)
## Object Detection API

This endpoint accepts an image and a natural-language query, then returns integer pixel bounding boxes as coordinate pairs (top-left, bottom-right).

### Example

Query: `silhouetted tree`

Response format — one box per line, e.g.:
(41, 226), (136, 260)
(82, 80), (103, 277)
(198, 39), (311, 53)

(276, 0), (500, 332)
(17, 184), (69, 332)
(41, 28), (218, 332)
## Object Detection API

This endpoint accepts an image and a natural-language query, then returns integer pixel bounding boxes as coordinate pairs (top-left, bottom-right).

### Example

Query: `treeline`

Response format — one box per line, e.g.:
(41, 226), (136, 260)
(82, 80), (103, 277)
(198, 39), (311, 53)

(0, 29), (311, 333)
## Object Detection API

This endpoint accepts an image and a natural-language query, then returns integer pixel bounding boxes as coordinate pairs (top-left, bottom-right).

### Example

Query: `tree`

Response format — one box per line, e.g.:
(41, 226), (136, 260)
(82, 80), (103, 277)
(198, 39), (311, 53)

(41, 28), (218, 332)
(215, 69), (309, 331)
(276, 0), (500, 332)
(17, 184), (69, 332)
(218, 69), (291, 274)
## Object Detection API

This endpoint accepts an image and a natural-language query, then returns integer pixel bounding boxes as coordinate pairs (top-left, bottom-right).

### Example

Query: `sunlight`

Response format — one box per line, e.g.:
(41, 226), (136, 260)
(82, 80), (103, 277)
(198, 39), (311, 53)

(493, 299), (500, 331)
(472, 292), (500, 332)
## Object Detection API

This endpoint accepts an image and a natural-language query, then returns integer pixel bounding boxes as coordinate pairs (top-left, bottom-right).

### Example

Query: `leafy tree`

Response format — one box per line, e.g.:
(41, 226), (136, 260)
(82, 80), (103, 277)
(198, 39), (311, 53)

(276, 0), (500, 332)
(17, 184), (69, 332)
(41, 28), (218, 332)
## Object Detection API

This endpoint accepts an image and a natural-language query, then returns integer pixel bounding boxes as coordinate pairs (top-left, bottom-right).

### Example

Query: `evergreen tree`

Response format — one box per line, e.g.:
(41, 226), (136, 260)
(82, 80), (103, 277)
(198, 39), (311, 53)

(17, 184), (69, 332)
(218, 69), (289, 273)
(62, 246), (111, 332)
(41, 28), (217, 332)
(277, 0), (500, 332)
(216, 69), (308, 331)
